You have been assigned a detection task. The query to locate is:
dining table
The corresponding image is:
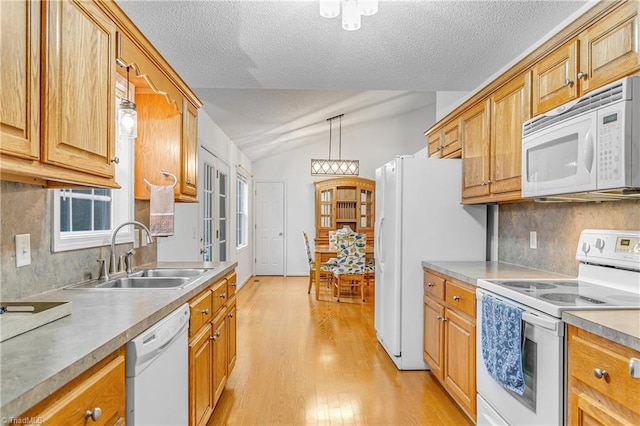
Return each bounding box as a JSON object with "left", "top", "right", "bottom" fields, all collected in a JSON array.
[{"left": 314, "top": 245, "right": 375, "bottom": 301}]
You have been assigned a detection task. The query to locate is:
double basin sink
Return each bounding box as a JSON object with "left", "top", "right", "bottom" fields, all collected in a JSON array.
[{"left": 66, "top": 268, "right": 209, "bottom": 290}]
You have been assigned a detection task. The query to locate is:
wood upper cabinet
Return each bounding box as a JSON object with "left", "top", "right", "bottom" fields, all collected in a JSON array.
[
  {"left": 461, "top": 99, "right": 491, "bottom": 201},
  {"left": 182, "top": 100, "right": 198, "bottom": 196},
  {"left": 423, "top": 269, "right": 477, "bottom": 422},
  {"left": 42, "top": 0, "right": 116, "bottom": 178},
  {"left": 20, "top": 347, "right": 126, "bottom": 425},
  {"left": 567, "top": 325, "right": 640, "bottom": 425},
  {"left": 578, "top": 1, "right": 640, "bottom": 94},
  {"left": 489, "top": 72, "right": 531, "bottom": 198},
  {"left": 314, "top": 177, "right": 375, "bottom": 247},
  {"left": 533, "top": 2, "right": 640, "bottom": 116},
  {"left": 426, "top": 129, "right": 442, "bottom": 158},
  {"left": 1, "top": 0, "right": 40, "bottom": 160},
  {"left": 442, "top": 118, "right": 462, "bottom": 158}
]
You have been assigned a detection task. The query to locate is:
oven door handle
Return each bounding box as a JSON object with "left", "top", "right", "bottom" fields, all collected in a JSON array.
[{"left": 522, "top": 312, "right": 563, "bottom": 336}]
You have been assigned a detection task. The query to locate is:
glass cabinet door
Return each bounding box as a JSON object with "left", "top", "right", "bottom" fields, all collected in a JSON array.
[{"left": 359, "top": 189, "right": 374, "bottom": 229}]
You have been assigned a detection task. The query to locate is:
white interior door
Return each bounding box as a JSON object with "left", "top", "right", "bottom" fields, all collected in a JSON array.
[
  {"left": 255, "top": 181, "right": 284, "bottom": 275},
  {"left": 198, "top": 148, "right": 229, "bottom": 262}
]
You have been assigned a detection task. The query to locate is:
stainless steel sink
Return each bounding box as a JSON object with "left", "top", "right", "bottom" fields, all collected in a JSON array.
[
  {"left": 130, "top": 268, "right": 208, "bottom": 278},
  {"left": 96, "top": 277, "right": 190, "bottom": 289}
]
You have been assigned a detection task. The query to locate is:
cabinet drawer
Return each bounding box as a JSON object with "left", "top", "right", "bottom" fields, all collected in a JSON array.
[
  {"left": 445, "top": 281, "right": 475, "bottom": 317},
  {"left": 190, "top": 289, "right": 213, "bottom": 336},
  {"left": 212, "top": 279, "right": 228, "bottom": 314},
  {"left": 226, "top": 272, "right": 237, "bottom": 299},
  {"left": 23, "top": 353, "right": 126, "bottom": 425},
  {"left": 423, "top": 270, "right": 445, "bottom": 300},
  {"left": 569, "top": 328, "right": 640, "bottom": 416}
]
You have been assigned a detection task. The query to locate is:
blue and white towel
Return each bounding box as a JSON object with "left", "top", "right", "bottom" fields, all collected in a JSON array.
[{"left": 481, "top": 295, "right": 525, "bottom": 395}]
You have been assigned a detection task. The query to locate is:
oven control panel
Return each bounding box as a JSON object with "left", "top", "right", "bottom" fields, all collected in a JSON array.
[{"left": 576, "top": 229, "right": 640, "bottom": 270}]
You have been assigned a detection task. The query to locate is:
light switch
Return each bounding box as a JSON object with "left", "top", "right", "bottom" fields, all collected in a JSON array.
[
  {"left": 530, "top": 231, "right": 537, "bottom": 249},
  {"left": 16, "top": 234, "right": 31, "bottom": 267}
]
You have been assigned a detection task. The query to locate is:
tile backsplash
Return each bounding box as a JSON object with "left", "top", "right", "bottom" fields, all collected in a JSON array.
[
  {"left": 499, "top": 199, "right": 640, "bottom": 276},
  {"left": 0, "top": 181, "right": 156, "bottom": 300}
]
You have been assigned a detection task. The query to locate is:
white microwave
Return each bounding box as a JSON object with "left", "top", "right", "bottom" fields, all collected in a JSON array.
[{"left": 521, "top": 75, "right": 640, "bottom": 201}]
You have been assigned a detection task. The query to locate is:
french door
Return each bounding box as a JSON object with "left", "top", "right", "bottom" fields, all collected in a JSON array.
[{"left": 199, "top": 147, "right": 229, "bottom": 262}]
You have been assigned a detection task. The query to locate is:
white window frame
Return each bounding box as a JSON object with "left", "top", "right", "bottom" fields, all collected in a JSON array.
[
  {"left": 51, "top": 75, "right": 135, "bottom": 252},
  {"left": 236, "top": 173, "right": 249, "bottom": 249}
]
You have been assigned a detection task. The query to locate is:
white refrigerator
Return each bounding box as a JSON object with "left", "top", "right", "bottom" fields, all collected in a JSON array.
[{"left": 374, "top": 156, "right": 486, "bottom": 370}]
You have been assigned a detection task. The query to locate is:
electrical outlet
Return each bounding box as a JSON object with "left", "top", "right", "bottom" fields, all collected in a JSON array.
[
  {"left": 530, "top": 231, "right": 537, "bottom": 249},
  {"left": 15, "top": 234, "right": 31, "bottom": 267}
]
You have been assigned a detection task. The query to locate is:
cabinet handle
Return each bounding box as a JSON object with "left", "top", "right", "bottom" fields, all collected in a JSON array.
[
  {"left": 110, "top": 157, "right": 120, "bottom": 164},
  {"left": 200, "top": 308, "right": 209, "bottom": 315},
  {"left": 427, "top": 282, "right": 434, "bottom": 287},
  {"left": 577, "top": 72, "right": 588, "bottom": 80},
  {"left": 187, "top": 180, "right": 191, "bottom": 184},
  {"left": 630, "top": 358, "right": 640, "bottom": 379},
  {"left": 565, "top": 78, "right": 574, "bottom": 87},
  {"left": 593, "top": 368, "right": 608, "bottom": 380},
  {"left": 228, "top": 312, "right": 234, "bottom": 318},
  {"left": 210, "top": 331, "right": 221, "bottom": 341},
  {"left": 452, "top": 295, "right": 461, "bottom": 301},
  {"left": 219, "top": 293, "right": 227, "bottom": 299},
  {"left": 85, "top": 407, "right": 102, "bottom": 421},
  {"left": 231, "top": 283, "right": 237, "bottom": 287}
]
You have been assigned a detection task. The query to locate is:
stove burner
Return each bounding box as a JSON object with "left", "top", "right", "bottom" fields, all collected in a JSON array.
[
  {"left": 500, "top": 281, "right": 557, "bottom": 290},
  {"left": 539, "top": 293, "right": 606, "bottom": 304}
]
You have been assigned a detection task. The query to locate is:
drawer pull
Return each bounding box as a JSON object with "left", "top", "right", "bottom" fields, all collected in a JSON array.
[
  {"left": 452, "top": 295, "right": 461, "bottom": 301},
  {"left": 228, "top": 312, "right": 234, "bottom": 318},
  {"left": 219, "top": 293, "right": 227, "bottom": 299},
  {"left": 593, "top": 368, "right": 608, "bottom": 380},
  {"left": 85, "top": 407, "right": 102, "bottom": 421},
  {"left": 427, "top": 282, "right": 434, "bottom": 287},
  {"left": 436, "top": 315, "right": 448, "bottom": 323},
  {"left": 210, "top": 331, "right": 221, "bottom": 341},
  {"left": 200, "top": 308, "right": 209, "bottom": 315},
  {"left": 630, "top": 358, "right": 640, "bottom": 379}
]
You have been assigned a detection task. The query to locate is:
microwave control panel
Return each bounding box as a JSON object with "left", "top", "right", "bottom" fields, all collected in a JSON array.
[{"left": 598, "top": 110, "right": 623, "bottom": 184}]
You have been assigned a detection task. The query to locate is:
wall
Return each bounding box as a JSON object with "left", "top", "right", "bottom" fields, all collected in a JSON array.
[
  {"left": 498, "top": 199, "right": 640, "bottom": 276},
  {"left": 157, "top": 109, "right": 254, "bottom": 289},
  {"left": 253, "top": 94, "right": 437, "bottom": 275},
  {"left": 0, "top": 181, "right": 155, "bottom": 300}
]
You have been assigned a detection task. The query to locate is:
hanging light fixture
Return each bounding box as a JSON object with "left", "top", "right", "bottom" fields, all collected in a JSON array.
[
  {"left": 311, "top": 114, "right": 359, "bottom": 176},
  {"left": 319, "top": 0, "right": 378, "bottom": 31},
  {"left": 118, "top": 66, "right": 137, "bottom": 138}
]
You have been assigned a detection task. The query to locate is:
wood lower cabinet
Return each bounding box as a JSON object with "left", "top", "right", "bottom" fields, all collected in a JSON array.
[
  {"left": 20, "top": 347, "right": 126, "bottom": 425},
  {"left": 423, "top": 268, "right": 477, "bottom": 421},
  {"left": 567, "top": 325, "right": 640, "bottom": 425},
  {"left": 188, "top": 269, "right": 237, "bottom": 426}
]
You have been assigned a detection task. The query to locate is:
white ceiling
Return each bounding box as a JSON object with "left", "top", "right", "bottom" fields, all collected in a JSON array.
[{"left": 116, "top": 0, "right": 588, "bottom": 160}]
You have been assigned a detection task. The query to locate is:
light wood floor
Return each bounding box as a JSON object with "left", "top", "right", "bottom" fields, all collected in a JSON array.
[{"left": 208, "top": 276, "right": 473, "bottom": 425}]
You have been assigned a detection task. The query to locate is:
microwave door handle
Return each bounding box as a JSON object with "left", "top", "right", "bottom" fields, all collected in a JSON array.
[
  {"left": 521, "top": 312, "right": 562, "bottom": 336},
  {"left": 583, "top": 129, "right": 595, "bottom": 173}
]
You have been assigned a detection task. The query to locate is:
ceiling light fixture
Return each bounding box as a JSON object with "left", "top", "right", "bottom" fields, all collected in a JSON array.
[
  {"left": 319, "top": 0, "right": 378, "bottom": 31},
  {"left": 311, "top": 114, "right": 359, "bottom": 176},
  {"left": 118, "top": 66, "right": 137, "bottom": 138}
]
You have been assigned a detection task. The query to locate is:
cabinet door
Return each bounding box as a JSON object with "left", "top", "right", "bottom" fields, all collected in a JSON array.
[
  {"left": 442, "top": 118, "right": 461, "bottom": 158},
  {"left": 532, "top": 39, "right": 578, "bottom": 116},
  {"left": 190, "top": 324, "right": 213, "bottom": 426},
  {"left": 212, "top": 311, "right": 228, "bottom": 407},
  {"left": 427, "top": 129, "right": 442, "bottom": 158},
  {"left": 444, "top": 308, "right": 476, "bottom": 420},
  {"left": 579, "top": 2, "right": 640, "bottom": 94},
  {"left": 490, "top": 72, "right": 531, "bottom": 197},
  {"left": 182, "top": 100, "right": 198, "bottom": 196},
  {"left": 227, "top": 298, "right": 237, "bottom": 375},
  {"left": 0, "top": 0, "right": 39, "bottom": 160},
  {"left": 423, "top": 296, "right": 445, "bottom": 380},
  {"left": 42, "top": 0, "right": 116, "bottom": 178},
  {"left": 461, "top": 99, "right": 491, "bottom": 201}
]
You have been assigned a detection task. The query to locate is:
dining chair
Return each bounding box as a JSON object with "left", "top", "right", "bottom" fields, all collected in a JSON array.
[
  {"left": 330, "top": 231, "right": 367, "bottom": 302},
  {"left": 302, "top": 231, "right": 333, "bottom": 294}
]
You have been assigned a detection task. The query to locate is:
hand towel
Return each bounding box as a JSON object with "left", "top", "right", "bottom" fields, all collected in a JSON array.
[
  {"left": 481, "top": 294, "right": 525, "bottom": 395},
  {"left": 150, "top": 184, "right": 174, "bottom": 236}
]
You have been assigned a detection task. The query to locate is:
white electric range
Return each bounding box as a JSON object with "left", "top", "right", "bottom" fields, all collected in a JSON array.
[{"left": 475, "top": 229, "right": 640, "bottom": 426}]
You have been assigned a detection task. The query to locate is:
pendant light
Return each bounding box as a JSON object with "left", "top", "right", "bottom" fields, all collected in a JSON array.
[
  {"left": 311, "top": 114, "right": 359, "bottom": 176},
  {"left": 319, "top": 0, "right": 378, "bottom": 31},
  {"left": 118, "top": 66, "right": 137, "bottom": 138}
]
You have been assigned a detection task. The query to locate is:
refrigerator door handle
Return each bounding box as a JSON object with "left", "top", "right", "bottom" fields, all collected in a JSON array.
[{"left": 376, "top": 218, "right": 384, "bottom": 266}]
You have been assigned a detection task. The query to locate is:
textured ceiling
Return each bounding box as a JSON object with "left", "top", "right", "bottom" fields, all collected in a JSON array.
[{"left": 116, "top": 0, "right": 589, "bottom": 160}]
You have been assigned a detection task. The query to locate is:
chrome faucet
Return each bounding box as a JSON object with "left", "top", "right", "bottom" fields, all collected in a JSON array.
[{"left": 109, "top": 221, "right": 154, "bottom": 274}]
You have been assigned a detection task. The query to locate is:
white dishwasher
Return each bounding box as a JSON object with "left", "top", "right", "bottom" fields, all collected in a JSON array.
[{"left": 126, "top": 304, "right": 190, "bottom": 426}]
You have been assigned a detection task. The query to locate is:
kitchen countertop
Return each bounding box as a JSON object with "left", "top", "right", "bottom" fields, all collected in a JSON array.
[
  {"left": 0, "top": 261, "right": 237, "bottom": 420},
  {"left": 421, "top": 260, "right": 571, "bottom": 285},
  {"left": 563, "top": 310, "right": 640, "bottom": 351}
]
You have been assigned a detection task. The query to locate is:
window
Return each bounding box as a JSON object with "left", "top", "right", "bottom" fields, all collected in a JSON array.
[
  {"left": 236, "top": 174, "right": 248, "bottom": 249},
  {"left": 52, "top": 76, "right": 134, "bottom": 252}
]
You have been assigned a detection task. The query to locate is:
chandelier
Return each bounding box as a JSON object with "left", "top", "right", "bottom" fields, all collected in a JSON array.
[
  {"left": 311, "top": 114, "right": 359, "bottom": 176},
  {"left": 319, "top": 0, "right": 378, "bottom": 31}
]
